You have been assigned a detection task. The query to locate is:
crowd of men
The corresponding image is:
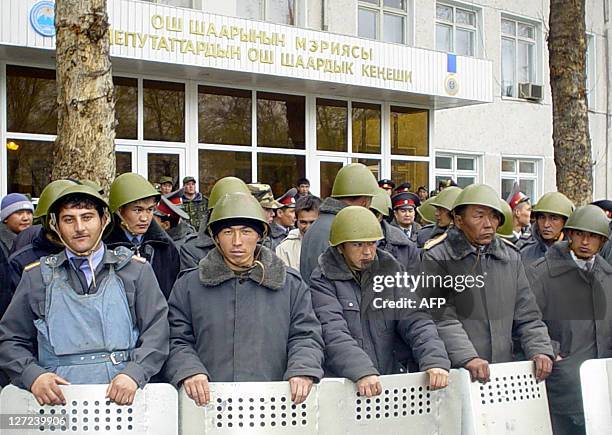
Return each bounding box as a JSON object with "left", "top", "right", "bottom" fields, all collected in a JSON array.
[{"left": 0, "top": 165, "right": 610, "bottom": 435}]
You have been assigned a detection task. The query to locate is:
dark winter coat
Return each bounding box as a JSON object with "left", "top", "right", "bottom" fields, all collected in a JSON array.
[
  {"left": 163, "top": 246, "right": 324, "bottom": 386},
  {"left": 166, "top": 221, "right": 195, "bottom": 251},
  {"left": 310, "top": 247, "right": 450, "bottom": 381},
  {"left": 380, "top": 220, "right": 421, "bottom": 275},
  {"left": 416, "top": 224, "right": 448, "bottom": 248},
  {"left": 391, "top": 220, "right": 421, "bottom": 243},
  {"left": 519, "top": 223, "right": 561, "bottom": 268},
  {"left": 105, "top": 219, "right": 179, "bottom": 299},
  {"left": 526, "top": 242, "right": 612, "bottom": 416},
  {"left": 420, "top": 227, "right": 554, "bottom": 367}
]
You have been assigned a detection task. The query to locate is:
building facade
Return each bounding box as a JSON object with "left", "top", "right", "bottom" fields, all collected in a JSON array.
[{"left": 0, "top": 0, "right": 609, "bottom": 201}]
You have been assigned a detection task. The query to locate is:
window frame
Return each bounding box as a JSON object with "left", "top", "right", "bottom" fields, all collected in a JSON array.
[
  {"left": 435, "top": 1, "right": 480, "bottom": 57},
  {"left": 357, "top": 0, "right": 411, "bottom": 45},
  {"left": 500, "top": 15, "right": 541, "bottom": 98},
  {"left": 586, "top": 32, "right": 596, "bottom": 110},
  {"left": 500, "top": 156, "right": 541, "bottom": 202},
  {"left": 434, "top": 151, "right": 480, "bottom": 188}
]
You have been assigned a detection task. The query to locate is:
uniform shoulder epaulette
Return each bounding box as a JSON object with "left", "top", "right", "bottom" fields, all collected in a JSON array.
[
  {"left": 24, "top": 261, "right": 40, "bottom": 272},
  {"left": 131, "top": 254, "right": 147, "bottom": 264},
  {"left": 423, "top": 232, "right": 448, "bottom": 250}
]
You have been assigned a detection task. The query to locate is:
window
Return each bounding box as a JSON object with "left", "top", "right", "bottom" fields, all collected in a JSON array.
[
  {"left": 435, "top": 153, "right": 479, "bottom": 188},
  {"left": 390, "top": 106, "right": 429, "bottom": 156},
  {"left": 237, "top": 0, "right": 297, "bottom": 25},
  {"left": 436, "top": 3, "right": 477, "bottom": 56},
  {"left": 358, "top": 0, "right": 408, "bottom": 44},
  {"left": 7, "top": 140, "right": 57, "bottom": 197},
  {"left": 198, "top": 86, "right": 252, "bottom": 146},
  {"left": 391, "top": 161, "right": 429, "bottom": 192},
  {"left": 257, "top": 92, "right": 305, "bottom": 149},
  {"left": 316, "top": 99, "right": 348, "bottom": 152},
  {"left": 352, "top": 102, "right": 381, "bottom": 154},
  {"left": 501, "top": 17, "right": 537, "bottom": 97},
  {"left": 501, "top": 157, "right": 538, "bottom": 201},
  {"left": 258, "top": 153, "right": 305, "bottom": 197},
  {"left": 198, "top": 150, "right": 252, "bottom": 196},
  {"left": 114, "top": 77, "right": 138, "bottom": 140},
  {"left": 143, "top": 80, "right": 185, "bottom": 142},
  {"left": 586, "top": 34, "right": 595, "bottom": 109}
]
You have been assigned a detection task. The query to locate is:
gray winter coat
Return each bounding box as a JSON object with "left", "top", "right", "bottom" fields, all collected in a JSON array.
[
  {"left": 420, "top": 227, "right": 553, "bottom": 367},
  {"left": 267, "top": 222, "right": 289, "bottom": 251},
  {"left": 300, "top": 197, "right": 347, "bottom": 284},
  {"left": 178, "top": 226, "right": 215, "bottom": 272},
  {"left": 163, "top": 246, "right": 324, "bottom": 386},
  {"left": 166, "top": 221, "right": 195, "bottom": 251},
  {"left": 391, "top": 220, "right": 421, "bottom": 243},
  {"left": 600, "top": 221, "right": 612, "bottom": 265},
  {"left": 0, "top": 223, "right": 17, "bottom": 258},
  {"left": 310, "top": 247, "right": 450, "bottom": 381},
  {"left": 0, "top": 245, "right": 169, "bottom": 390},
  {"left": 526, "top": 242, "right": 612, "bottom": 416},
  {"left": 379, "top": 220, "right": 421, "bottom": 275}
]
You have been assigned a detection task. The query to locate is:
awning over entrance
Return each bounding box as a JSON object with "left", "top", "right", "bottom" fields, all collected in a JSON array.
[{"left": 1, "top": 0, "right": 493, "bottom": 109}]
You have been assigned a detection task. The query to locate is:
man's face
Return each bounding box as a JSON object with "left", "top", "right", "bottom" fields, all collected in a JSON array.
[
  {"left": 119, "top": 197, "right": 158, "bottom": 235},
  {"left": 298, "top": 184, "right": 310, "bottom": 195},
  {"left": 4, "top": 210, "right": 33, "bottom": 234},
  {"left": 57, "top": 206, "right": 104, "bottom": 254},
  {"left": 263, "top": 208, "right": 275, "bottom": 224},
  {"left": 514, "top": 202, "right": 532, "bottom": 227},
  {"left": 160, "top": 182, "right": 173, "bottom": 195},
  {"left": 215, "top": 225, "right": 260, "bottom": 269},
  {"left": 382, "top": 187, "right": 393, "bottom": 196},
  {"left": 184, "top": 181, "right": 196, "bottom": 195},
  {"left": 394, "top": 207, "right": 415, "bottom": 227},
  {"left": 536, "top": 212, "right": 565, "bottom": 241},
  {"left": 567, "top": 229, "right": 606, "bottom": 260},
  {"left": 276, "top": 208, "right": 296, "bottom": 228},
  {"left": 434, "top": 207, "right": 453, "bottom": 227},
  {"left": 418, "top": 189, "right": 428, "bottom": 201},
  {"left": 296, "top": 209, "right": 318, "bottom": 236},
  {"left": 339, "top": 241, "right": 377, "bottom": 271},
  {"left": 455, "top": 205, "right": 500, "bottom": 246}
]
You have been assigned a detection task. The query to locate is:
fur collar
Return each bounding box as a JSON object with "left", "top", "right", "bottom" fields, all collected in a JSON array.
[
  {"left": 318, "top": 245, "right": 400, "bottom": 281},
  {"left": 382, "top": 220, "right": 411, "bottom": 246},
  {"left": 319, "top": 197, "right": 348, "bottom": 215},
  {"left": 198, "top": 245, "right": 287, "bottom": 290},
  {"left": 546, "top": 241, "right": 612, "bottom": 277},
  {"left": 446, "top": 227, "right": 511, "bottom": 262}
]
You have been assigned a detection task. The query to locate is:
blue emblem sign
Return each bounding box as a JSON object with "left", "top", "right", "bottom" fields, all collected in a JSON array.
[{"left": 30, "top": 1, "right": 56, "bottom": 37}]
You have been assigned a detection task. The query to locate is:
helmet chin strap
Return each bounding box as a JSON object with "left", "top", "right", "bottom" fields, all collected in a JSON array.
[
  {"left": 49, "top": 210, "right": 111, "bottom": 289},
  {"left": 117, "top": 211, "right": 142, "bottom": 236}
]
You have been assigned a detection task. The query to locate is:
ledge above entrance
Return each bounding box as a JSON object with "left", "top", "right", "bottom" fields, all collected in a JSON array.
[{"left": 1, "top": 0, "right": 493, "bottom": 110}]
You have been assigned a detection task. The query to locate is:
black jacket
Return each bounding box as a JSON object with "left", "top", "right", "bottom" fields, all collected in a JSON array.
[{"left": 105, "top": 219, "right": 179, "bottom": 299}]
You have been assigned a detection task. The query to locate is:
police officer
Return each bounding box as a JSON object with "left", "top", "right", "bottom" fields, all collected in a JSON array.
[
  {"left": 179, "top": 177, "right": 251, "bottom": 271},
  {"left": 310, "top": 206, "right": 449, "bottom": 395},
  {"left": 378, "top": 179, "right": 395, "bottom": 196},
  {"left": 105, "top": 173, "right": 179, "bottom": 299},
  {"left": 164, "top": 192, "right": 324, "bottom": 406},
  {"left": 153, "top": 195, "right": 194, "bottom": 250},
  {"left": 506, "top": 184, "right": 531, "bottom": 241},
  {"left": 416, "top": 186, "right": 462, "bottom": 248},
  {"left": 526, "top": 205, "right": 612, "bottom": 435},
  {"left": 420, "top": 184, "right": 554, "bottom": 383},
  {"left": 274, "top": 188, "right": 298, "bottom": 234},
  {"left": 370, "top": 188, "right": 420, "bottom": 274},
  {"left": 248, "top": 183, "right": 286, "bottom": 250},
  {"left": 0, "top": 184, "right": 169, "bottom": 405},
  {"left": 300, "top": 163, "right": 379, "bottom": 284},
  {"left": 519, "top": 192, "right": 574, "bottom": 267},
  {"left": 391, "top": 191, "right": 421, "bottom": 242}
]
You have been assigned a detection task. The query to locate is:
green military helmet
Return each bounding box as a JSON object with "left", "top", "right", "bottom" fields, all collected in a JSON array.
[
  {"left": 109, "top": 172, "right": 160, "bottom": 214},
  {"left": 370, "top": 188, "right": 392, "bottom": 217},
  {"left": 452, "top": 184, "right": 506, "bottom": 225},
  {"left": 329, "top": 206, "right": 384, "bottom": 246},
  {"left": 564, "top": 205, "right": 610, "bottom": 239},
  {"left": 34, "top": 179, "right": 78, "bottom": 219},
  {"left": 417, "top": 197, "right": 437, "bottom": 224},
  {"left": 79, "top": 179, "right": 105, "bottom": 195},
  {"left": 532, "top": 192, "right": 574, "bottom": 218},
  {"left": 46, "top": 184, "right": 110, "bottom": 229},
  {"left": 207, "top": 192, "right": 270, "bottom": 235},
  {"left": 429, "top": 186, "right": 462, "bottom": 211},
  {"left": 208, "top": 177, "right": 250, "bottom": 210},
  {"left": 496, "top": 199, "right": 514, "bottom": 238},
  {"left": 331, "top": 163, "right": 379, "bottom": 198}
]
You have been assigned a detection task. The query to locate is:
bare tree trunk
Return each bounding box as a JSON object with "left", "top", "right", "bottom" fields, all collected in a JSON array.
[
  {"left": 52, "top": 0, "right": 115, "bottom": 191},
  {"left": 549, "top": 0, "right": 592, "bottom": 205}
]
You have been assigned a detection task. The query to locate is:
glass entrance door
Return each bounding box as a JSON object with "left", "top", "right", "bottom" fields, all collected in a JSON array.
[
  {"left": 114, "top": 145, "right": 185, "bottom": 192},
  {"left": 316, "top": 157, "right": 348, "bottom": 198}
]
